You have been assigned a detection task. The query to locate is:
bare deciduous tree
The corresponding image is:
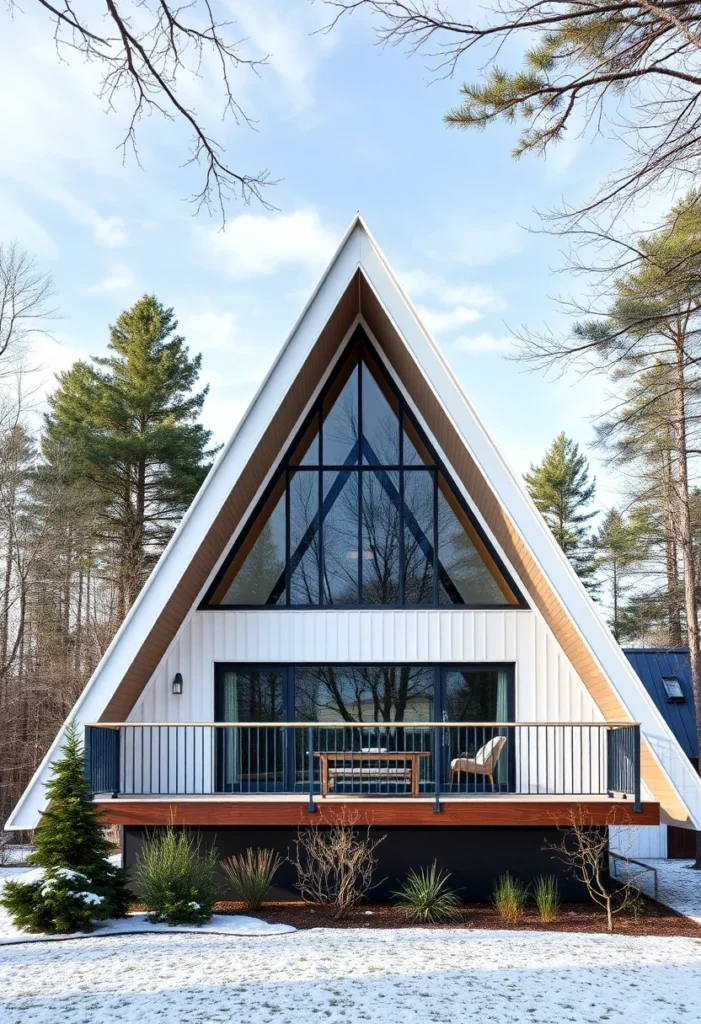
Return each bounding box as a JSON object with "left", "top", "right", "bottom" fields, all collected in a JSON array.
[
  {"left": 7, "top": 1, "right": 276, "bottom": 221},
  {"left": 0, "top": 242, "right": 55, "bottom": 369},
  {"left": 548, "top": 808, "right": 642, "bottom": 932}
]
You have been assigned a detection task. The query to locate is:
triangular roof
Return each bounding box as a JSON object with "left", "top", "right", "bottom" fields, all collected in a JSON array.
[{"left": 8, "top": 214, "right": 701, "bottom": 830}]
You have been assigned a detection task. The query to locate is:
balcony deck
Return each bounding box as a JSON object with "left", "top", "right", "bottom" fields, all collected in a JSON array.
[
  {"left": 86, "top": 720, "right": 654, "bottom": 827},
  {"left": 93, "top": 793, "right": 660, "bottom": 827}
]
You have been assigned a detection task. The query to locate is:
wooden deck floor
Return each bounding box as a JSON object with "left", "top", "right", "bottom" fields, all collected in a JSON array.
[{"left": 95, "top": 796, "right": 660, "bottom": 827}]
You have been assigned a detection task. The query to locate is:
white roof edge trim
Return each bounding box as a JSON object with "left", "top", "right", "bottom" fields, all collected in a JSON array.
[
  {"left": 9, "top": 213, "right": 701, "bottom": 829},
  {"left": 354, "top": 249, "right": 701, "bottom": 827},
  {"left": 6, "top": 215, "right": 365, "bottom": 830}
]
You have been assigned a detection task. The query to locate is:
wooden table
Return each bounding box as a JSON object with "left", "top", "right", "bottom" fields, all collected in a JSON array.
[{"left": 314, "top": 751, "right": 431, "bottom": 798}]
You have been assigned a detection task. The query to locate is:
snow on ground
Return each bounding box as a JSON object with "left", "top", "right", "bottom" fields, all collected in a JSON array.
[
  {"left": 636, "top": 858, "right": 701, "bottom": 924},
  {"left": 1, "top": 927, "right": 701, "bottom": 1024},
  {"left": 0, "top": 868, "right": 293, "bottom": 944}
]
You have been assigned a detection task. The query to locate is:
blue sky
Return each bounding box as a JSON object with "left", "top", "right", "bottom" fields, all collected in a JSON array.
[{"left": 1, "top": 1, "right": 660, "bottom": 510}]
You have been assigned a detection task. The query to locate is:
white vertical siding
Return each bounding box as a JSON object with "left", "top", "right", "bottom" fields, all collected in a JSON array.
[
  {"left": 130, "top": 608, "right": 602, "bottom": 725},
  {"left": 610, "top": 824, "right": 668, "bottom": 859}
]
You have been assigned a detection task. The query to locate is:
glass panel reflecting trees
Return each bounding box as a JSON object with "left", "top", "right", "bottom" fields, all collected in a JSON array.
[{"left": 207, "top": 334, "right": 520, "bottom": 607}]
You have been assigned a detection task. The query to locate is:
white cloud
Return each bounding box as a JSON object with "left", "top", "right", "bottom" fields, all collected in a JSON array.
[
  {"left": 181, "top": 311, "right": 238, "bottom": 350},
  {"left": 233, "top": 1, "right": 338, "bottom": 113},
  {"left": 93, "top": 217, "right": 128, "bottom": 247},
  {"left": 427, "top": 220, "right": 524, "bottom": 268},
  {"left": 400, "top": 268, "right": 502, "bottom": 311},
  {"left": 207, "top": 210, "right": 338, "bottom": 277},
  {"left": 90, "top": 265, "right": 134, "bottom": 293},
  {"left": 455, "top": 332, "right": 515, "bottom": 354},
  {"left": 417, "top": 305, "right": 483, "bottom": 335}
]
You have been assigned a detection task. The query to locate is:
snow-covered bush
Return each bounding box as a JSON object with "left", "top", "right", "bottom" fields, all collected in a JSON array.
[
  {"left": 135, "top": 826, "right": 219, "bottom": 925},
  {"left": 1, "top": 867, "right": 111, "bottom": 933}
]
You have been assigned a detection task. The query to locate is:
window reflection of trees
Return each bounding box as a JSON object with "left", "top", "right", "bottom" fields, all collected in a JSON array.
[
  {"left": 214, "top": 344, "right": 515, "bottom": 608},
  {"left": 295, "top": 665, "right": 435, "bottom": 723}
]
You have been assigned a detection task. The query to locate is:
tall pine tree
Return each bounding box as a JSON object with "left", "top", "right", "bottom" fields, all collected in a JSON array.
[
  {"left": 43, "top": 296, "right": 216, "bottom": 615},
  {"left": 524, "top": 433, "right": 598, "bottom": 589}
]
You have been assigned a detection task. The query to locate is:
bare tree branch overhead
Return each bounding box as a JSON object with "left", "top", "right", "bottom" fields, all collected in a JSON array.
[
  {"left": 8, "top": 1, "right": 276, "bottom": 222},
  {"left": 0, "top": 243, "right": 56, "bottom": 369},
  {"left": 323, "top": 1, "right": 701, "bottom": 223}
]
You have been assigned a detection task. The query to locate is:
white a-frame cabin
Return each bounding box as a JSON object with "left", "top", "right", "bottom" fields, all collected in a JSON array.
[{"left": 8, "top": 216, "right": 701, "bottom": 898}]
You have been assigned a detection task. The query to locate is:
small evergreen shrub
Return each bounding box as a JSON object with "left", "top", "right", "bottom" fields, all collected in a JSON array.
[
  {"left": 2, "top": 868, "right": 111, "bottom": 934},
  {"left": 135, "top": 826, "right": 220, "bottom": 925},
  {"left": 0, "top": 723, "right": 130, "bottom": 934},
  {"left": 221, "top": 847, "right": 282, "bottom": 909},
  {"left": 492, "top": 873, "right": 528, "bottom": 923},
  {"left": 533, "top": 875, "right": 561, "bottom": 922},
  {"left": 393, "top": 861, "right": 461, "bottom": 923}
]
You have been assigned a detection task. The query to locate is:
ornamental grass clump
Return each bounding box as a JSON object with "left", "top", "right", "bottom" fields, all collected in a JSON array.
[
  {"left": 492, "top": 872, "right": 528, "bottom": 923},
  {"left": 221, "top": 847, "right": 282, "bottom": 909},
  {"left": 533, "top": 874, "right": 561, "bottom": 922},
  {"left": 135, "top": 826, "right": 220, "bottom": 926},
  {"left": 393, "top": 861, "right": 461, "bottom": 924},
  {"left": 0, "top": 723, "right": 129, "bottom": 934}
]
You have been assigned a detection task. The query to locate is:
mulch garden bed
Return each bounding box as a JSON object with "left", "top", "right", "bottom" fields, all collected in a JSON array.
[{"left": 213, "top": 898, "right": 701, "bottom": 937}]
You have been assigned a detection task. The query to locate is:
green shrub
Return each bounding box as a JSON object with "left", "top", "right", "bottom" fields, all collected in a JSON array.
[
  {"left": 533, "top": 875, "right": 561, "bottom": 922},
  {"left": 1, "top": 867, "right": 112, "bottom": 934},
  {"left": 492, "top": 873, "right": 528, "bottom": 923},
  {"left": 135, "top": 827, "right": 220, "bottom": 925},
  {"left": 0, "top": 724, "right": 129, "bottom": 935},
  {"left": 221, "top": 847, "right": 282, "bottom": 909},
  {"left": 393, "top": 861, "right": 461, "bottom": 923}
]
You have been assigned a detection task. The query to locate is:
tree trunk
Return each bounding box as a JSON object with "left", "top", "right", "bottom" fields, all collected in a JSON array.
[
  {"left": 662, "top": 448, "right": 683, "bottom": 647},
  {"left": 672, "top": 335, "right": 701, "bottom": 869}
]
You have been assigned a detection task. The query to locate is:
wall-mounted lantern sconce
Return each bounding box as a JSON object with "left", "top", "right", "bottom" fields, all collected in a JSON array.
[{"left": 172, "top": 672, "right": 184, "bottom": 695}]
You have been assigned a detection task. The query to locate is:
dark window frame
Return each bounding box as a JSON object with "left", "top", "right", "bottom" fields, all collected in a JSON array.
[
  {"left": 201, "top": 326, "right": 528, "bottom": 610},
  {"left": 213, "top": 662, "right": 516, "bottom": 723}
]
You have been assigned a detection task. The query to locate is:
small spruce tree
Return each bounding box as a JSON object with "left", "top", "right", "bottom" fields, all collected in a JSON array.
[
  {"left": 524, "top": 432, "right": 599, "bottom": 590},
  {"left": 0, "top": 723, "right": 130, "bottom": 932}
]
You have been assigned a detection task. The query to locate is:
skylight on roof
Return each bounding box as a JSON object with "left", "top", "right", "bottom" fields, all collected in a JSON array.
[{"left": 661, "top": 676, "right": 685, "bottom": 702}]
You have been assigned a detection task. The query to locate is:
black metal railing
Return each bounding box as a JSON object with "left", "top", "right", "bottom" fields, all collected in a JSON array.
[{"left": 84, "top": 721, "right": 642, "bottom": 812}]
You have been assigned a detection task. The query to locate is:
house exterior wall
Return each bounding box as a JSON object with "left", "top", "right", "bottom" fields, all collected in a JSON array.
[
  {"left": 609, "top": 824, "right": 668, "bottom": 859},
  {"left": 128, "top": 608, "right": 604, "bottom": 726}
]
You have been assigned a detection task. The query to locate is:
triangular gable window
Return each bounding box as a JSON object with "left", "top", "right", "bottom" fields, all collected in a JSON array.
[{"left": 204, "top": 329, "right": 525, "bottom": 608}]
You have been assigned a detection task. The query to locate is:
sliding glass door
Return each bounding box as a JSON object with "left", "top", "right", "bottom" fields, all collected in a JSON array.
[
  {"left": 214, "top": 667, "right": 286, "bottom": 792},
  {"left": 214, "top": 663, "right": 514, "bottom": 794},
  {"left": 440, "top": 668, "right": 512, "bottom": 791}
]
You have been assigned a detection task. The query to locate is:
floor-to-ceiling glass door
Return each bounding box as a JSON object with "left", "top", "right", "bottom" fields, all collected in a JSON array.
[
  {"left": 214, "top": 663, "right": 514, "bottom": 794},
  {"left": 438, "top": 667, "right": 513, "bottom": 792},
  {"left": 214, "top": 667, "right": 287, "bottom": 792}
]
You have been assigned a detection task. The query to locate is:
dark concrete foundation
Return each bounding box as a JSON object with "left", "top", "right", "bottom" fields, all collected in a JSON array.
[{"left": 123, "top": 825, "right": 601, "bottom": 901}]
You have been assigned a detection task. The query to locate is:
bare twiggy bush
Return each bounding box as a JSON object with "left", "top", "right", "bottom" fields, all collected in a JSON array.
[
  {"left": 547, "top": 809, "right": 643, "bottom": 932},
  {"left": 292, "top": 813, "right": 385, "bottom": 919}
]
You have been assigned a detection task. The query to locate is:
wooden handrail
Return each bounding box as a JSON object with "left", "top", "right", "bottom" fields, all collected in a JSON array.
[{"left": 85, "top": 720, "right": 640, "bottom": 729}]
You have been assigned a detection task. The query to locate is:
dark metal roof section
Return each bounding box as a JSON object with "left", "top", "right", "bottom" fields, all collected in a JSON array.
[{"left": 623, "top": 648, "right": 698, "bottom": 761}]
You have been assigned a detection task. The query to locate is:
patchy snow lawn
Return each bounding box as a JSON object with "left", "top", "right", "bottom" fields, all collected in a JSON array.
[
  {"left": 637, "top": 859, "right": 701, "bottom": 924},
  {"left": 1, "top": 928, "right": 701, "bottom": 1023}
]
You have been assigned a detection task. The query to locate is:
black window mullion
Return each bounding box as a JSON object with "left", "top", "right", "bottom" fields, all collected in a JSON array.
[
  {"left": 285, "top": 469, "right": 291, "bottom": 605},
  {"left": 358, "top": 362, "right": 363, "bottom": 601},
  {"left": 399, "top": 467, "right": 405, "bottom": 605},
  {"left": 432, "top": 467, "right": 439, "bottom": 606},
  {"left": 399, "top": 404, "right": 404, "bottom": 465},
  {"left": 318, "top": 412, "right": 324, "bottom": 606}
]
